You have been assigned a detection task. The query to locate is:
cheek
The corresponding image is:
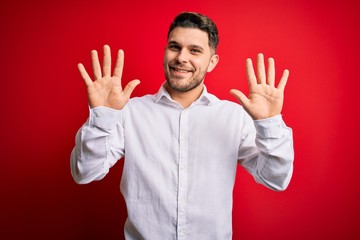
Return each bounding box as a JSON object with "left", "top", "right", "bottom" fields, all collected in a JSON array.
[
  {"left": 164, "top": 50, "right": 175, "bottom": 63},
  {"left": 163, "top": 52, "right": 169, "bottom": 64},
  {"left": 193, "top": 58, "right": 210, "bottom": 71}
]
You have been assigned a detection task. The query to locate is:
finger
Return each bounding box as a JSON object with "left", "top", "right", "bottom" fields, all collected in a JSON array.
[
  {"left": 123, "top": 80, "right": 141, "bottom": 99},
  {"left": 78, "top": 63, "right": 93, "bottom": 87},
  {"left": 91, "top": 50, "right": 101, "bottom": 80},
  {"left": 113, "top": 49, "right": 124, "bottom": 79},
  {"left": 230, "top": 89, "right": 250, "bottom": 108},
  {"left": 277, "top": 69, "right": 289, "bottom": 91},
  {"left": 267, "top": 57, "right": 275, "bottom": 87},
  {"left": 257, "top": 53, "right": 266, "bottom": 84},
  {"left": 103, "top": 45, "right": 111, "bottom": 77},
  {"left": 246, "top": 58, "right": 257, "bottom": 87}
]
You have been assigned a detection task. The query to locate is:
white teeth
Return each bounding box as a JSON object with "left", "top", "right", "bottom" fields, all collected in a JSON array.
[{"left": 172, "top": 68, "right": 190, "bottom": 73}]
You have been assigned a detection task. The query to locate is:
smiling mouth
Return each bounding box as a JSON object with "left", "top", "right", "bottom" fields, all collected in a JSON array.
[{"left": 170, "top": 67, "right": 194, "bottom": 73}]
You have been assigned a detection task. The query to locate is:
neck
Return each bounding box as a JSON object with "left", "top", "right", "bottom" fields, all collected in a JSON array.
[{"left": 164, "top": 83, "right": 204, "bottom": 109}]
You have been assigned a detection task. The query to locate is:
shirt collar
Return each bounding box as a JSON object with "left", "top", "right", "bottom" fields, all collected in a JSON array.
[{"left": 154, "top": 83, "right": 219, "bottom": 107}]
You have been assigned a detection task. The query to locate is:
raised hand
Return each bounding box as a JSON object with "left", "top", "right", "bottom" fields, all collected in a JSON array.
[
  {"left": 230, "top": 53, "right": 289, "bottom": 120},
  {"left": 77, "top": 45, "right": 140, "bottom": 110}
]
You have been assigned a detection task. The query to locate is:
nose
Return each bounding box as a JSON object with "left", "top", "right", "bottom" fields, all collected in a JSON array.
[{"left": 175, "top": 49, "right": 189, "bottom": 64}]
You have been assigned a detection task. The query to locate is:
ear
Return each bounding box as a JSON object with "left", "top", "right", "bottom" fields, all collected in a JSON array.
[{"left": 207, "top": 54, "right": 219, "bottom": 72}]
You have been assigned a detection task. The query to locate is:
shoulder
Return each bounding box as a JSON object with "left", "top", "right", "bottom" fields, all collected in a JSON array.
[
  {"left": 211, "top": 98, "right": 253, "bottom": 123},
  {"left": 213, "top": 98, "right": 244, "bottom": 112},
  {"left": 128, "top": 94, "right": 156, "bottom": 106}
]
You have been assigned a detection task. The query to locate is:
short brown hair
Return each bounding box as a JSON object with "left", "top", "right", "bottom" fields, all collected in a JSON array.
[{"left": 167, "top": 12, "right": 219, "bottom": 51}]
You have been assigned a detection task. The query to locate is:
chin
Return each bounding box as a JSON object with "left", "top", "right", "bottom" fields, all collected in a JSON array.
[{"left": 166, "top": 78, "right": 202, "bottom": 93}]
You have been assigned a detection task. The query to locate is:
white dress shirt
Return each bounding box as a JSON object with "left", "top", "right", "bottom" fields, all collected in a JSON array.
[{"left": 71, "top": 85, "right": 294, "bottom": 240}]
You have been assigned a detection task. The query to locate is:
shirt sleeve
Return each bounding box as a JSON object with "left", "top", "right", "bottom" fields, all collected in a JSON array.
[
  {"left": 237, "top": 114, "right": 294, "bottom": 191},
  {"left": 70, "top": 106, "right": 126, "bottom": 184}
]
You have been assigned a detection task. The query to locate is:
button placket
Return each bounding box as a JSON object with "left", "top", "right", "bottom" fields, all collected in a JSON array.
[{"left": 177, "top": 109, "right": 189, "bottom": 240}]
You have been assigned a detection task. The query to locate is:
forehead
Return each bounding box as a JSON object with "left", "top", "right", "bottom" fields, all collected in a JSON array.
[{"left": 167, "top": 27, "right": 210, "bottom": 49}]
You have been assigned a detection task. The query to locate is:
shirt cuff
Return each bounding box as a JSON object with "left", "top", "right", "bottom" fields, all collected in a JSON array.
[
  {"left": 253, "top": 115, "right": 286, "bottom": 138},
  {"left": 89, "top": 106, "right": 123, "bottom": 130}
]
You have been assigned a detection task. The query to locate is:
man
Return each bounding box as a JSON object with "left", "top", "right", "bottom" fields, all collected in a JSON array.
[{"left": 71, "top": 12, "right": 294, "bottom": 239}]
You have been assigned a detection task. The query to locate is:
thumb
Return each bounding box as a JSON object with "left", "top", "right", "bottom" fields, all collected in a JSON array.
[
  {"left": 230, "top": 89, "right": 250, "bottom": 107},
  {"left": 123, "top": 79, "right": 141, "bottom": 99}
]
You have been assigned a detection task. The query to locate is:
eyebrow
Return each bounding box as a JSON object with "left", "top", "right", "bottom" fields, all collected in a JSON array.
[{"left": 167, "top": 40, "right": 205, "bottom": 51}]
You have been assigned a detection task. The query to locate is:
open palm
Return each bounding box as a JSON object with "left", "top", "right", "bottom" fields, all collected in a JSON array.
[
  {"left": 78, "top": 45, "right": 140, "bottom": 110},
  {"left": 230, "top": 53, "right": 289, "bottom": 120}
]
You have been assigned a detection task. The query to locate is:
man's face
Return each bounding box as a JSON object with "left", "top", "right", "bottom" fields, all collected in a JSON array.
[{"left": 163, "top": 27, "right": 218, "bottom": 92}]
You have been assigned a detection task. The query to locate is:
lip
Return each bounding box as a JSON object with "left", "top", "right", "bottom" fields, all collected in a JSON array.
[
  {"left": 170, "top": 66, "right": 194, "bottom": 73},
  {"left": 170, "top": 68, "right": 192, "bottom": 79}
]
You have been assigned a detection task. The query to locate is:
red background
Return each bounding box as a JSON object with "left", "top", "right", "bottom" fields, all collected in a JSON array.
[{"left": 1, "top": 0, "right": 359, "bottom": 239}]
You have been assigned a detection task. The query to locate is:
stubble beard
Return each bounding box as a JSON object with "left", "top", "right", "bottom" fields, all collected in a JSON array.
[{"left": 164, "top": 68, "right": 206, "bottom": 93}]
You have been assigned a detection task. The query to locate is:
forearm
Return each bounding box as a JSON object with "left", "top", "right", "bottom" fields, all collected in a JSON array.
[
  {"left": 70, "top": 107, "right": 125, "bottom": 184},
  {"left": 254, "top": 115, "right": 294, "bottom": 190},
  {"left": 239, "top": 115, "right": 294, "bottom": 191}
]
